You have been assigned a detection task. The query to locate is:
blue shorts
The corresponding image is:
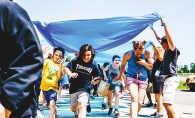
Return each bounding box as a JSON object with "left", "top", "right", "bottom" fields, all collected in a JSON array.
[{"left": 42, "top": 90, "right": 57, "bottom": 106}]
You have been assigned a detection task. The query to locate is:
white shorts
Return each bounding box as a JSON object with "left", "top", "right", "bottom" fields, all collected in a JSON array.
[
  {"left": 70, "top": 91, "right": 89, "bottom": 109},
  {"left": 163, "top": 76, "right": 180, "bottom": 104}
]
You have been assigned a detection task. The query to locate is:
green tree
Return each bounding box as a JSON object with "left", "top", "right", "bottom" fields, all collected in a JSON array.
[
  {"left": 181, "top": 65, "right": 189, "bottom": 73},
  {"left": 190, "top": 62, "right": 195, "bottom": 73}
]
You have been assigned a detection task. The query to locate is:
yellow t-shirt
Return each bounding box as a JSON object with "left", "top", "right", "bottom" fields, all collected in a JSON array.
[{"left": 40, "top": 59, "right": 61, "bottom": 92}]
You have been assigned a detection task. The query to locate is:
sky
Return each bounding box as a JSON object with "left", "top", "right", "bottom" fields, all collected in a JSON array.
[{"left": 14, "top": 0, "right": 195, "bottom": 68}]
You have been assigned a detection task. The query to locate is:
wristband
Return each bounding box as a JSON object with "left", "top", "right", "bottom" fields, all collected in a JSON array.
[{"left": 161, "top": 23, "right": 165, "bottom": 26}]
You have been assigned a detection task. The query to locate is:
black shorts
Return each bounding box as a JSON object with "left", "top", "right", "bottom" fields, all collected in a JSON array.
[{"left": 152, "top": 75, "right": 164, "bottom": 94}]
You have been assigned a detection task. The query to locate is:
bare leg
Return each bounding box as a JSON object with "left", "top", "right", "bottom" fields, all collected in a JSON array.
[
  {"left": 78, "top": 102, "right": 87, "bottom": 118},
  {"left": 41, "top": 91, "right": 46, "bottom": 106},
  {"left": 163, "top": 103, "right": 175, "bottom": 118},
  {"left": 146, "top": 91, "right": 152, "bottom": 104},
  {"left": 114, "top": 87, "right": 120, "bottom": 109},
  {"left": 49, "top": 99, "right": 56, "bottom": 118},
  {"left": 155, "top": 94, "right": 163, "bottom": 114},
  {"left": 57, "top": 85, "right": 63, "bottom": 101},
  {"left": 108, "top": 90, "right": 113, "bottom": 108},
  {"left": 138, "top": 88, "right": 146, "bottom": 113},
  {"left": 127, "top": 84, "right": 138, "bottom": 118}
]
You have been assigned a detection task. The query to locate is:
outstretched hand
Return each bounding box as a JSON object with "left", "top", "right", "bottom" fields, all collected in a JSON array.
[
  {"left": 69, "top": 72, "right": 78, "bottom": 78},
  {"left": 149, "top": 24, "right": 153, "bottom": 30},
  {"left": 150, "top": 41, "right": 154, "bottom": 46},
  {"left": 161, "top": 18, "right": 166, "bottom": 26}
]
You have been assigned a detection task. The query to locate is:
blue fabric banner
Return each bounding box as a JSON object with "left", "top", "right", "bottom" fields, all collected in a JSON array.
[{"left": 33, "top": 12, "right": 162, "bottom": 53}]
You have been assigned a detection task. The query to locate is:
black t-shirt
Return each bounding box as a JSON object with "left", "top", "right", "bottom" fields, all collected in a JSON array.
[
  {"left": 66, "top": 56, "right": 101, "bottom": 94},
  {"left": 162, "top": 47, "right": 180, "bottom": 76},
  {"left": 151, "top": 59, "right": 163, "bottom": 82}
]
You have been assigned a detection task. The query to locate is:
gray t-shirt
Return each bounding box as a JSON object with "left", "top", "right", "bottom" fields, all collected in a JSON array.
[{"left": 108, "top": 64, "right": 120, "bottom": 84}]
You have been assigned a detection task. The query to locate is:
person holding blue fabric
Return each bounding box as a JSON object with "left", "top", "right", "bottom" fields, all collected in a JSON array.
[
  {"left": 114, "top": 40, "right": 153, "bottom": 118},
  {"left": 151, "top": 18, "right": 180, "bottom": 118}
]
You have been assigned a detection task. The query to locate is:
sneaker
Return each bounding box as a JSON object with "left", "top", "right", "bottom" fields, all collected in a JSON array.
[
  {"left": 74, "top": 114, "right": 78, "bottom": 118},
  {"left": 37, "top": 110, "right": 45, "bottom": 118},
  {"left": 150, "top": 112, "right": 163, "bottom": 118},
  {"left": 153, "top": 103, "right": 157, "bottom": 109},
  {"left": 145, "top": 102, "right": 153, "bottom": 107},
  {"left": 91, "top": 95, "right": 95, "bottom": 99},
  {"left": 150, "top": 112, "right": 157, "bottom": 117},
  {"left": 39, "top": 105, "right": 49, "bottom": 111},
  {"left": 108, "top": 107, "right": 113, "bottom": 115},
  {"left": 87, "top": 104, "right": 91, "bottom": 113},
  {"left": 114, "top": 109, "right": 120, "bottom": 116},
  {"left": 102, "top": 103, "right": 107, "bottom": 109},
  {"left": 119, "top": 94, "right": 124, "bottom": 99}
]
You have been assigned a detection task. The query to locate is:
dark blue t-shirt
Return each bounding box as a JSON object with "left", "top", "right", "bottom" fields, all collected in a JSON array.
[
  {"left": 162, "top": 47, "right": 180, "bottom": 76},
  {"left": 66, "top": 56, "right": 101, "bottom": 94}
]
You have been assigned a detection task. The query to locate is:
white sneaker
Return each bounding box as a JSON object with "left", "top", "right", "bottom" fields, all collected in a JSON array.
[
  {"left": 37, "top": 110, "right": 45, "bottom": 118},
  {"left": 120, "top": 94, "right": 124, "bottom": 99}
]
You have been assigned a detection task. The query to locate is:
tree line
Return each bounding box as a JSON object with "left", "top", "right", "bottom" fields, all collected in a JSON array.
[{"left": 178, "top": 62, "right": 195, "bottom": 73}]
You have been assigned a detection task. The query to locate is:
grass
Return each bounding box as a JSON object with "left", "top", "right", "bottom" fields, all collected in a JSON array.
[
  {"left": 177, "top": 80, "right": 189, "bottom": 90},
  {"left": 177, "top": 73, "right": 194, "bottom": 77}
]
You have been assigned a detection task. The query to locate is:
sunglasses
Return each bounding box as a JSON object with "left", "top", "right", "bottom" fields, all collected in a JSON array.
[
  {"left": 135, "top": 52, "right": 142, "bottom": 56},
  {"left": 114, "top": 60, "right": 120, "bottom": 61}
]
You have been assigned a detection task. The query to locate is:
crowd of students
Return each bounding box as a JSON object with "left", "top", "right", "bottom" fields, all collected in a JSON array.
[{"left": 0, "top": 1, "right": 180, "bottom": 118}]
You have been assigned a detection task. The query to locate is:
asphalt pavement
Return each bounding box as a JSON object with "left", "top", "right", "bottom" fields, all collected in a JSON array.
[{"left": 38, "top": 88, "right": 195, "bottom": 118}]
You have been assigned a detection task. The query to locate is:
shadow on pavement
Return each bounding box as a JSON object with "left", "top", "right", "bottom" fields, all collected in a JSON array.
[{"left": 180, "top": 90, "right": 194, "bottom": 92}]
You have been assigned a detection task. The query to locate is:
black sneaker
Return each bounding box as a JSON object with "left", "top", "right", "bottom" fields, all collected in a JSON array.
[
  {"left": 150, "top": 112, "right": 163, "bottom": 118},
  {"left": 114, "top": 109, "right": 120, "bottom": 116},
  {"left": 87, "top": 104, "right": 91, "bottom": 113},
  {"left": 153, "top": 103, "right": 157, "bottom": 109},
  {"left": 150, "top": 112, "right": 157, "bottom": 117},
  {"left": 102, "top": 103, "right": 107, "bottom": 109},
  {"left": 74, "top": 114, "right": 78, "bottom": 118},
  {"left": 145, "top": 102, "right": 153, "bottom": 107},
  {"left": 108, "top": 107, "right": 113, "bottom": 115}
]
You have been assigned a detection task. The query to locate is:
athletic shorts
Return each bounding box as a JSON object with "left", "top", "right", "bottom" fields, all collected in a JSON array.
[
  {"left": 70, "top": 91, "right": 89, "bottom": 109},
  {"left": 58, "top": 78, "right": 66, "bottom": 86},
  {"left": 125, "top": 77, "right": 148, "bottom": 89},
  {"left": 42, "top": 90, "right": 57, "bottom": 106},
  {"left": 109, "top": 82, "right": 120, "bottom": 90},
  {"left": 163, "top": 76, "right": 180, "bottom": 104},
  {"left": 153, "top": 75, "right": 164, "bottom": 94}
]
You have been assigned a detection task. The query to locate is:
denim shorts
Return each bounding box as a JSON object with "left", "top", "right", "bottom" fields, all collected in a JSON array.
[
  {"left": 42, "top": 90, "right": 57, "bottom": 106},
  {"left": 125, "top": 77, "right": 148, "bottom": 89}
]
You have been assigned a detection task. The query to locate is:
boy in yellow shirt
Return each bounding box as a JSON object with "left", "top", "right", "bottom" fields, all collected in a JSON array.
[{"left": 40, "top": 47, "right": 65, "bottom": 118}]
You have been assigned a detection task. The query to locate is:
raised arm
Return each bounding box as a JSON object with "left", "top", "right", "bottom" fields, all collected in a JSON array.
[
  {"left": 161, "top": 18, "right": 175, "bottom": 51},
  {"left": 150, "top": 42, "right": 164, "bottom": 61},
  {"left": 151, "top": 28, "right": 162, "bottom": 44}
]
